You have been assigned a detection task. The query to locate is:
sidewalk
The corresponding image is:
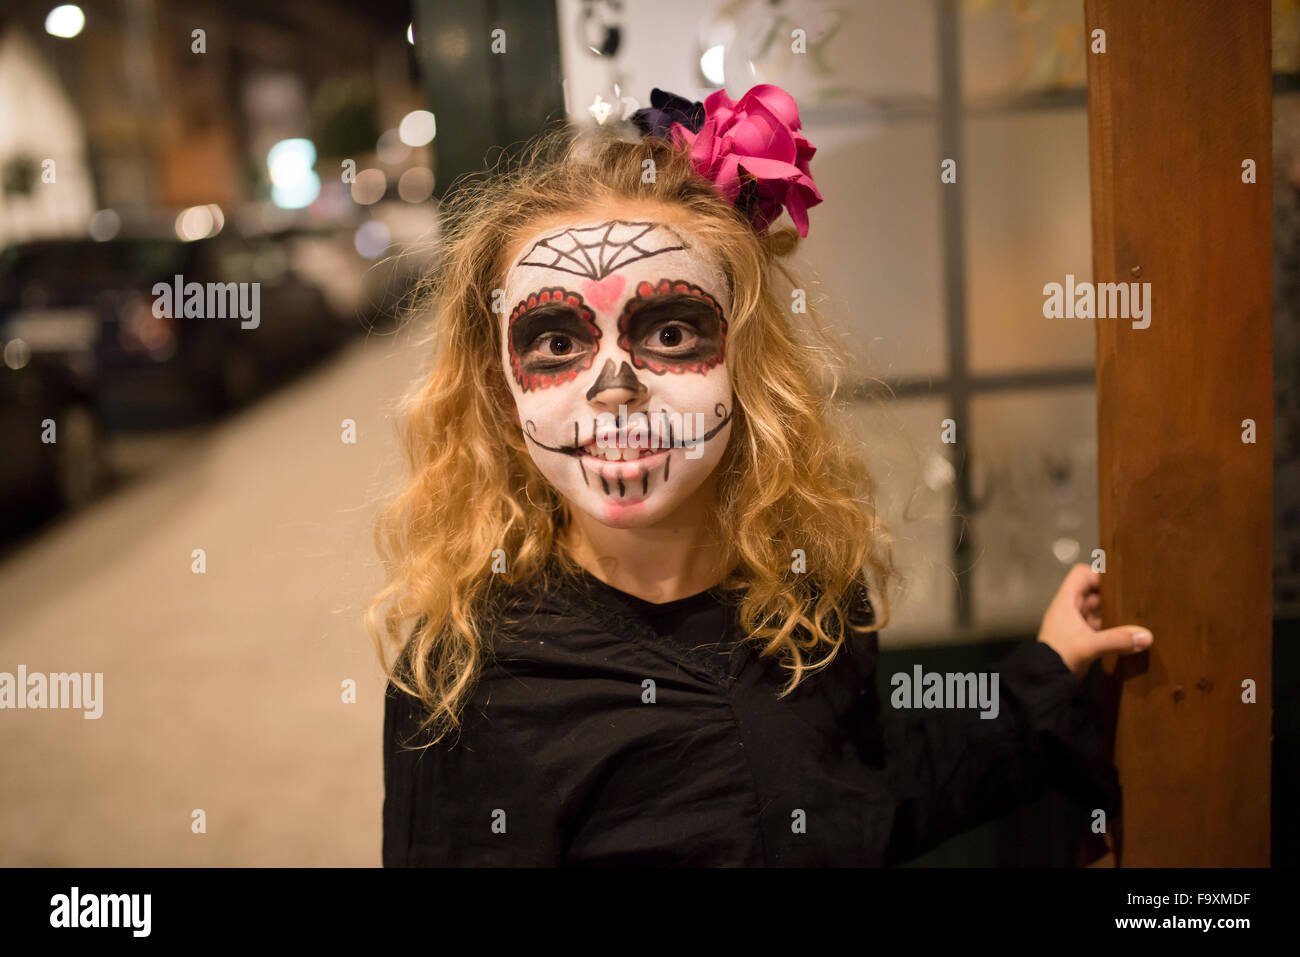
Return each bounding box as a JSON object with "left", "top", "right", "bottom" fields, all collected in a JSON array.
[{"left": 0, "top": 325, "right": 427, "bottom": 865}]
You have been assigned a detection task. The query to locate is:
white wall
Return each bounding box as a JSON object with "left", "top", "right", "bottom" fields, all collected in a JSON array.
[{"left": 0, "top": 28, "right": 97, "bottom": 247}]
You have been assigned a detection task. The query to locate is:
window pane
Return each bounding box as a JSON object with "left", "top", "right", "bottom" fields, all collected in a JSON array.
[
  {"left": 961, "top": 0, "right": 1088, "bottom": 102},
  {"left": 556, "top": 0, "right": 936, "bottom": 125},
  {"left": 969, "top": 387, "right": 1099, "bottom": 633},
  {"left": 964, "top": 108, "right": 1095, "bottom": 374},
  {"left": 840, "top": 396, "right": 956, "bottom": 645},
  {"left": 724, "top": 0, "right": 938, "bottom": 105},
  {"left": 795, "top": 119, "right": 947, "bottom": 380},
  {"left": 1275, "top": 0, "right": 1300, "bottom": 75}
]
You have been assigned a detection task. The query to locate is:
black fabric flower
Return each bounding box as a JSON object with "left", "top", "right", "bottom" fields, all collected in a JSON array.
[{"left": 630, "top": 88, "right": 705, "bottom": 140}]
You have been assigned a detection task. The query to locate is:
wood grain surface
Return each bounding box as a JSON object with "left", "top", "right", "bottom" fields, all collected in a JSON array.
[{"left": 1084, "top": 0, "right": 1273, "bottom": 866}]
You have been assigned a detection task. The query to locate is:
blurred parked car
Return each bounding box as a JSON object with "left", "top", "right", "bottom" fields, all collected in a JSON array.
[
  {"left": 0, "top": 230, "right": 354, "bottom": 431},
  {"left": 0, "top": 351, "right": 107, "bottom": 541}
]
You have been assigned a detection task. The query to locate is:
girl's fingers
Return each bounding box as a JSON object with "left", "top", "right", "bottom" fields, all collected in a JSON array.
[
  {"left": 1069, "top": 563, "right": 1098, "bottom": 588},
  {"left": 1090, "top": 625, "right": 1154, "bottom": 656},
  {"left": 1060, "top": 565, "right": 1094, "bottom": 609},
  {"left": 1074, "top": 587, "right": 1100, "bottom": 615}
]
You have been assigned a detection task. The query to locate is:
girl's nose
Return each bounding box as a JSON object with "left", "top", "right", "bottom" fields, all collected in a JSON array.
[{"left": 585, "top": 358, "right": 648, "bottom": 410}]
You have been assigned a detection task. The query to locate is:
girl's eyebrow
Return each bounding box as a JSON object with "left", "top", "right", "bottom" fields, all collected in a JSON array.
[
  {"left": 625, "top": 291, "right": 725, "bottom": 317},
  {"left": 509, "top": 300, "right": 596, "bottom": 346},
  {"left": 514, "top": 299, "right": 582, "bottom": 320}
]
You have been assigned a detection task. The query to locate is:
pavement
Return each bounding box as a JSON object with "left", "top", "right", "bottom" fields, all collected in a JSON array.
[{"left": 0, "top": 325, "right": 427, "bottom": 865}]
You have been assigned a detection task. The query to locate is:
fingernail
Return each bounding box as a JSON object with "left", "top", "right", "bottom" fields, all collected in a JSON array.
[{"left": 1132, "top": 630, "right": 1153, "bottom": 650}]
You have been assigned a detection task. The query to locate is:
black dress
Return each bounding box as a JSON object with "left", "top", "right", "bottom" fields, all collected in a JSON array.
[{"left": 382, "top": 566, "right": 1119, "bottom": 866}]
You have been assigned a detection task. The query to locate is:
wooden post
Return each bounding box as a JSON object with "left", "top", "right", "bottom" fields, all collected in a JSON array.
[{"left": 1084, "top": 0, "right": 1272, "bottom": 865}]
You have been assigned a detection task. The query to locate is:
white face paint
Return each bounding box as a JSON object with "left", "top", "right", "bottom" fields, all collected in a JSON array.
[{"left": 500, "top": 218, "right": 734, "bottom": 528}]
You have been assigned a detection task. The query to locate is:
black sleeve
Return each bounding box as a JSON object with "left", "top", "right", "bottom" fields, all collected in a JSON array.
[
  {"left": 382, "top": 676, "right": 569, "bottom": 867},
  {"left": 876, "top": 637, "right": 1120, "bottom": 866}
]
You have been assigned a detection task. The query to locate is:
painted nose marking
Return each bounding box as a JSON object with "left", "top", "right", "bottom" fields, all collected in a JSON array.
[{"left": 586, "top": 358, "right": 647, "bottom": 401}]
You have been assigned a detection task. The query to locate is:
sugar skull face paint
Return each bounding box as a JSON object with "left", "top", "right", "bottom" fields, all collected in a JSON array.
[{"left": 500, "top": 219, "right": 734, "bottom": 527}]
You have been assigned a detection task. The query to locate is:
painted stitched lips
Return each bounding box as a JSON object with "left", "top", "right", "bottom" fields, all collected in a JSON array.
[{"left": 523, "top": 403, "right": 734, "bottom": 499}]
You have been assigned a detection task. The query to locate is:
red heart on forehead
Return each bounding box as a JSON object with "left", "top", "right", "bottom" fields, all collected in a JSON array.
[{"left": 581, "top": 274, "right": 626, "bottom": 313}]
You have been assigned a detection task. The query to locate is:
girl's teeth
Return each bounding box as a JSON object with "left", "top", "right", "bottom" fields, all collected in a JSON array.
[{"left": 588, "top": 445, "right": 655, "bottom": 462}]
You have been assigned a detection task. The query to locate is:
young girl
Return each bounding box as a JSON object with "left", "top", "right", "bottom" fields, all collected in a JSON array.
[{"left": 370, "top": 84, "right": 1153, "bottom": 866}]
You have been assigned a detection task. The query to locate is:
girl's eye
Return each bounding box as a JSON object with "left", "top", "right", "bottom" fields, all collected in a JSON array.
[
  {"left": 649, "top": 322, "right": 698, "bottom": 351},
  {"left": 535, "top": 333, "right": 580, "bottom": 358}
]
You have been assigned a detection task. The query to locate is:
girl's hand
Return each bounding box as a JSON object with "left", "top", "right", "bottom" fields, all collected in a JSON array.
[{"left": 1036, "top": 563, "right": 1153, "bottom": 680}]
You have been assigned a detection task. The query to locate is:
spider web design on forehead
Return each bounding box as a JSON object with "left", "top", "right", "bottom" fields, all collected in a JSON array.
[{"left": 515, "top": 220, "right": 689, "bottom": 281}]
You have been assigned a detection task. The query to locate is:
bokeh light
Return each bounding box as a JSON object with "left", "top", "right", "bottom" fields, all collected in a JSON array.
[
  {"left": 267, "top": 138, "right": 321, "bottom": 209},
  {"left": 398, "top": 110, "right": 436, "bottom": 147},
  {"left": 353, "top": 220, "right": 391, "bottom": 259},
  {"left": 3, "top": 339, "right": 32, "bottom": 371},
  {"left": 174, "top": 204, "right": 224, "bottom": 242},
  {"left": 88, "top": 209, "right": 120, "bottom": 242},
  {"left": 397, "top": 167, "right": 434, "bottom": 203},
  {"left": 349, "top": 168, "right": 387, "bottom": 205},
  {"left": 376, "top": 129, "right": 411, "bottom": 166},
  {"left": 45, "top": 5, "right": 85, "bottom": 39},
  {"left": 700, "top": 45, "right": 725, "bottom": 85}
]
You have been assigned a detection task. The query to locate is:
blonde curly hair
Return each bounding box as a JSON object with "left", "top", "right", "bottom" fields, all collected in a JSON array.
[{"left": 368, "top": 123, "right": 898, "bottom": 743}]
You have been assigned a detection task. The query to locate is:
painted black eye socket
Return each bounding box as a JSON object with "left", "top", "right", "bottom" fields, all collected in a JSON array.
[
  {"left": 615, "top": 284, "right": 727, "bottom": 374},
  {"left": 624, "top": 301, "right": 719, "bottom": 358},
  {"left": 507, "top": 289, "right": 602, "bottom": 391},
  {"left": 512, "top": 305, "right": 597, "bottom": 364}
]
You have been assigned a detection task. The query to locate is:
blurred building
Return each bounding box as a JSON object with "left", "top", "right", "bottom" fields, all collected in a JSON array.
[
  {"left": 0, "top": 26, "right": 96, "bottom": 245},
  {"left": 1, "top": 0, "right": 425, "bottom": 239}
]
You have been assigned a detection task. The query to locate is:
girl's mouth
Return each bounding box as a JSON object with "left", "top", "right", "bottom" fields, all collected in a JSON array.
[
  {"left": 580, "top": 439, "right": 664, "bottom": 462},
  {"left": 579, "top": 443, "right": 670, "bottom": 492}
]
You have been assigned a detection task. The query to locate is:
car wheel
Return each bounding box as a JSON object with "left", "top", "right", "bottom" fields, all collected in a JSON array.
[
  {"left": 219, "top": 346, "right": 259, "bottom": 409},
  {"left": 53, "top": 402, "right": 106, "bottom": 510}
]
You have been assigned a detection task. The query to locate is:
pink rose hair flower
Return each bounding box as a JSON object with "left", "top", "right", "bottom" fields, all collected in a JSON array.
[{"left": 657, "top": 84, "right": 823, "bottom": 238}]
